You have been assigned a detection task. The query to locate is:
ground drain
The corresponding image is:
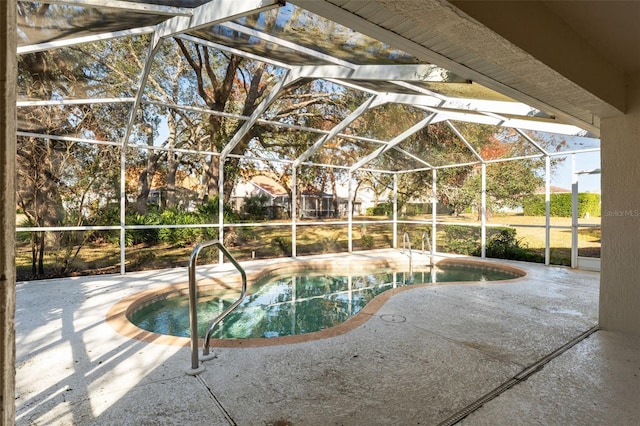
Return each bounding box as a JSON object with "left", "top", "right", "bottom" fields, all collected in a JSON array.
[
  {"left": 437, "top": 325, "right": 599, "bottom": 426},
  {"left": 380, "top": 314, "right": 407, "bottom": 323}
]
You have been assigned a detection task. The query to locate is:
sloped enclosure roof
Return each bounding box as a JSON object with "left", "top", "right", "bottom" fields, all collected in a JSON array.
[{"left": 16, "top": 0, "right": 599, "bottom": 173}]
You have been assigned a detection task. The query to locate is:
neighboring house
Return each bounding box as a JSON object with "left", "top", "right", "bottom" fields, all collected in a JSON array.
[
  {"left": 535, "top": 185, "right": 571, "bottom": 195},
  {"left": 300, "top": 183, "right": 374, "bottom": 218},
  {"left": 147, "top": 186, "right": 200, "bottom": 212},
  {"left": 232, "top": 175, "right": 374, "bottom": 218},
  {"left": 231, "top": 175, "right": 290, "bottom": 219},
  {"left": 299, "top": 191, "right": 343, "bottom": 218},
  {"left": 351, "top": 186, "right": 375, "bottom": 215}
]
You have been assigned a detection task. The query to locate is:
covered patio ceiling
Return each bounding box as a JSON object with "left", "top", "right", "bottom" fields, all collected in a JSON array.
[{"left": 16, "top": 0, "right": 600, "bottom": 173}]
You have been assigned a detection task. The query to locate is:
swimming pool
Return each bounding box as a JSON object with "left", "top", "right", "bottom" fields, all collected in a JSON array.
[{"left": 127, "top": 261, "right": 523, "bottom": 341}]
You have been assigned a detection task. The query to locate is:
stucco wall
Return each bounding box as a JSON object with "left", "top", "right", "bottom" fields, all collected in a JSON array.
[
  {"left": 600, "top": 71, "right": 640, "bottom": 336},
  {"left": 1, "top": 1, "right": 17, "bottom": 424}
]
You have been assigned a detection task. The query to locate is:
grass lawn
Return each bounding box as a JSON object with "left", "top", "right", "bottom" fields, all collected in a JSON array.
[
  {"left": 15, "top": 214, "right": 601, "bottom": 280},
  {"left": 431, "top": 212, "right": 601, "bottom": 265},
  {"left": 486, "top": 213, "right": 601, "bottom": 259}
]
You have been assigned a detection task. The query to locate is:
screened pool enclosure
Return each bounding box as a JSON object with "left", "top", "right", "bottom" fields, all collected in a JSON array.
[{"left": 15, "top": 0, "right": 601, "bottom": 279}]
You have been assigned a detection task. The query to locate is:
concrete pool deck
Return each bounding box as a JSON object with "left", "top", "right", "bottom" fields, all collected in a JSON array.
[{"left": 14, "top": 251, "right": 640, "bottom": 425}]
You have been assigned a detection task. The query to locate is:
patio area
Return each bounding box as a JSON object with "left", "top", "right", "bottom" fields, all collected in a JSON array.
[{"left": 14, "top": 251, "right": 640, "bottom": 425}]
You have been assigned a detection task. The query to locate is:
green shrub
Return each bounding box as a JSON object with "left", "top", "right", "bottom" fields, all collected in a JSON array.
[
  {"left": 442, "top": 225, "right": 480, "bottom": 255},
  {"left": 366, "top": 202, "right": 394, "bottom": 216},
  {"left": 271, "top": 236, "right": 292, "bottom": 256},
  {"left": 197, "top": 196, "right": 238, "bottom": 223},
  {"left": 242, "top": 194, "right": 269, "bottom": 221},
  {"left": 360, "top": 234, "right": 374, "bottom": 249},
  {"left": 238, "top": 227, "right": 259, "bottom": 241},
  {"left": 578, "top": 193, "right": 601, "bottom": 217},
  {"left": 318, "top": 236, "right": 345, "bottom": 253},
  {"left": 157, "top": 209, "right": 203, "bottom": 246},
  {"left": 442, "top": 225, "right": 543, "bottom": 262},
  {"left": 523, "top": 193, "right": 601, "bottom": 217},
  {"left": 122, "top": 197, "right": 241, "bottom": 248},
  {"left": 404, "top": 203, "right": 428, "bottom": 215},
  {"left": 126, "top": 212, "right": 161, "bottom": 246},
  {"left": 482, "top": 228, "right": 518, "bottom": 258},
  {"left": 482, "top": 228, "right": 544, "bottom": 263}
]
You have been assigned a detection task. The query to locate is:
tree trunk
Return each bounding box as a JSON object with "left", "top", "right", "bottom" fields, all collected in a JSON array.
[
  {"left": 352, "top": 179, "right": 363, "bottom": 215},
  {"left": 204, "top": 153, "right": 219, "bottom": 202},
  {"left": 30, "top": 232, "right": 36, "bottom": 276},
  {"left": 135, "top": 169, "right": 151, "bottom": 215},
  {"left": 166, "top": 162, "right": 176, "bottom": 210},
  {"left": 135, "top": 149, "right": 164, "bottom": 214},
  {"left": 330, "top": 170, "right": 339, "bottom": 217}
]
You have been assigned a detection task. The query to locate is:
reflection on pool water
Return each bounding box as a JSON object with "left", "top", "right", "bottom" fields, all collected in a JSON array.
[{"left": 129, "top": 265, "right": 520, "bottom": 340}]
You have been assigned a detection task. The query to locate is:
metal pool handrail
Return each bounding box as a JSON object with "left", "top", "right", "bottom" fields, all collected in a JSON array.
[
  {"left": 402, "top": 232, "right": 412, "bottom": 274},
  {"left": 187, "top": 240, "right": 247, "bottom": 375},
  {"left": 421, "top": 232, "right": 435, "bottom": 266}
]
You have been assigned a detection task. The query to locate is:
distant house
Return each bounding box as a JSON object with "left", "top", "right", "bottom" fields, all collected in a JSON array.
[
  {"left": 148, "top": 186, "right": 200, "bottom": 211},
  {"left": 231, "top": 175, "right": 290, "bottom": 218},
  {"left": 300, "top": 184, "right": 373, "bottom": 218},
  {"left": 232, "top": 175, "right": 374, "bottom": 218},
  {"left": 535, "top": 185, "right": 571, "bottom": 194},
  {"left": 300, "top": 191, "right": 343, "bottom": 218}
]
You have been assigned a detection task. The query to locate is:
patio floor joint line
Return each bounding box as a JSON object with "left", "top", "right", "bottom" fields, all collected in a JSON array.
[{"left": 437, "top": 325, "right": 599, "bottom": 426}]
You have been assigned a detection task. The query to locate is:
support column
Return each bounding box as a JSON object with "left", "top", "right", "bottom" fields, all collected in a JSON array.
[
  {"left": 545, "top": 155, "right": 551, "bottom": 266},
  {"left": 600, "top": 71, "right": 640, "bottom": 336},
  {"left": 432, "top": 168, "right": 437, "bottom": 254},
  {"left": 392, "top": 174, "right": 398, "bottom": 248},
  {"left": 218, "top": 155, "right": 225, "bottom": 264},
  {"left": 291, "top": 167, "right": 297, "bottom": 258},
  {"left": 1, "top": 1, "right": 17, "bottom": 424},
  {"left": 480, "top": 163, "right": 487, "bottom": 258},
  {"left": 347, "top": 172, "right": 353, "bottom": 253},
  {"left": 570, "top": 154, "right": 578, "bottom": 268}
]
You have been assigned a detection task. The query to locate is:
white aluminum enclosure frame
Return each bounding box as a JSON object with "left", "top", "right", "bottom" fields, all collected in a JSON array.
[{"left": 15, "top": 0, "right": 601, "bottom": 274}]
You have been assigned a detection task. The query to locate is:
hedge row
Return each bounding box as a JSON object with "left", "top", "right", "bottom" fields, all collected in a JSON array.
[{"left": 522, "top": 193, "right": 600, "bottom": 217}]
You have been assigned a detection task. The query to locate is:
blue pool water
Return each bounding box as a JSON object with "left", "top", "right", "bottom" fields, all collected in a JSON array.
[{"left": 129, "top": 265, "right": 520, "bottom": 339}]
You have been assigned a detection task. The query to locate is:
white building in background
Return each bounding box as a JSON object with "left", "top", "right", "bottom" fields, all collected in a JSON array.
[
  {"left": 230, "top": 175, "right": 290, "bottom": 219},
  {"left": 231, "top": 175, "right": 377, "bottom": 218}
]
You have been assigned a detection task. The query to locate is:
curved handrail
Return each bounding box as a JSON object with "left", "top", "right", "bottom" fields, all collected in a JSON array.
[
  {"left": 402, "top": 232, "right": 412, "bottom": 274},
  {"left": 421, "top": 231, "right": 435, "bottom": 266},
  {"left": 187, "top": 240, "right": 247, "bottom": 374},
  {"left": 402, "top": 231, "right": 412, "bottom": 255}
]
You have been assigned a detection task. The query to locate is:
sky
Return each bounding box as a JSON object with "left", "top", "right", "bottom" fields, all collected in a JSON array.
[{"left": 551, "top": 151, "right": 601, "bottom": 194}]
